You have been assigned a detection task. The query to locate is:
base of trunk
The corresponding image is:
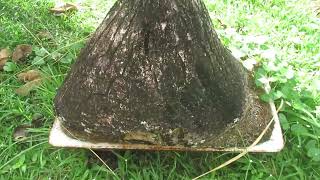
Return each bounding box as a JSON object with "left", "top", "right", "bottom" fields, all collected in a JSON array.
[
  {"left": 49, "top": 83, "right": 283, "bottom": 152},
  {"left": 53, "top": 79, "right": 277, "bottom": 149}
]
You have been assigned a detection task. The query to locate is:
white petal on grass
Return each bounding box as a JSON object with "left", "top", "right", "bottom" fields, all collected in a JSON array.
[
  {"left": 285, "top": 68, "right": 295, "bottom": 79},
  {"left": 291, "top": 37, "right": 302, "bottom": 44},
  {"left": 225, "top": 28, "right": 237, "bottom": 37},
  {"left": 261, "top": 49, "right": 277, "bottom": 61},
  {"left": 303, "top": 23, "right": 319, "bottom": 30},
  {"left": 313, "top": 80, "right": 320, "bottom": 91},
  {"left": 242, "top": 58, "right": 257, "bottom": 71},
  {"left": 258, "top": 77, "right": 270, "bottom": 84},
  {"left": 230, "top": 47, "right": 246, "bottom": 60},
  {"left": 243, "top": 35, "right": 269, "bottom": 45},
  {"left": 267, "top": 61, "right": 279, "bottom": 71}
]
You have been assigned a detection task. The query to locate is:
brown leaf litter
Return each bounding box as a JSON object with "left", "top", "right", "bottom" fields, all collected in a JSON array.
[
  {"left": 17, "top": 70, "right": 42, "bottom": 82},
  {"left": 50, "top": 2, "right": 79, "bottom": 15},
  {"left": 12, "top": 44, "right": 33, "bottom": 62},
  {"left": 15, "top": 78, "right": 42, "bottom": 96},
  {"left": 0, "top": 48, "right": 11, "bottom": 70}
]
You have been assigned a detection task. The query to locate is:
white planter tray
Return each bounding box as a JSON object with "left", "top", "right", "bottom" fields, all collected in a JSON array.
[{"left": 49, "top": 97, "right": 284, "bottom": 152}]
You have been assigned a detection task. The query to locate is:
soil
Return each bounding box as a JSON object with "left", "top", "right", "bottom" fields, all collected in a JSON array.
[{"left": 205, "top": 86, "right": 274, "bottom": 148}]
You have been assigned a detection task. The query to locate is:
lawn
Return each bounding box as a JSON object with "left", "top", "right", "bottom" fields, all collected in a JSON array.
[{"left": 0, "top": 0, "right": 319, "bottom": 179}]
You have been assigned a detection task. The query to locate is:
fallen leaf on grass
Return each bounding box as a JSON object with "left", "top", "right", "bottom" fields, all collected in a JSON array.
[
  {"left": 12, "top": 44, "right": 33, "bottom": 62},
  {"left": 0, "top": 48, "right": 11, "bottom": 70},
  {"left": 37, "top": 31, "right": 53, "bottom": 40},
  {"left": 50, "top": 2, "right": 79, "bottom": 14},
  {"left": 17, "top": 70, "right": 41, "bottom": 82},
  {"left": 15, "top": 78, "right": 42, "bottom": 96},
  {"left": 0, "top": 48, "right": 11, "bottom": 59},
  {"left": 13, "top": 124, "right": 31, "bottom": 141},
  {"left": 12, "top": 113, "right": 45, "bottom": 142}
]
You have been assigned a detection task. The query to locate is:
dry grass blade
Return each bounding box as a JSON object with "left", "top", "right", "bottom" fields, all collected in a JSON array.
[
  {"left": 192, "top": 118, "right": 275, "bottom": 180},
  {"left": 192, "top": 98, "right": 283, "bottom": 180},
  {"left": 59, "top": 124, "right": 117, "bottom": 176}
]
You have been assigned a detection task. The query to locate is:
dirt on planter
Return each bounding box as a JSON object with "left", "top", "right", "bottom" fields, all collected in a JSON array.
[{"left": 205, "top": 87, "right": 274, "bottom": 148}]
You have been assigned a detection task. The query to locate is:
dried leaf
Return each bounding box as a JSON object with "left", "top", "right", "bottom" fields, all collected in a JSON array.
[
  {"left": 37, "top": 31, "right": 53, "bottom": 40},
  {"left": 15, "top": 78, "right": 42, "bottom": 96},
  {"left": 124, "top": 131, "right": 158, "bottom": 144},
  {"left": 0, "top": 48, "right": 11, "bottom": 70},
  {"left": 0, "top": 48, "right": 11, "bottom": 60},
  {"left": 13, "top": 125, "right": 31, "bottom": 141},
  {"left": 50, "top": 2, "right": 79, "bottom": 14},
  {"left": 12, "top": 44, "right": 33, "bottom": 62},
  {"left": 17, "top": 70, "right": 41, "bottom": 82},
  {"left": 171, "top": 128, "right": 185, "bottom": 145}
]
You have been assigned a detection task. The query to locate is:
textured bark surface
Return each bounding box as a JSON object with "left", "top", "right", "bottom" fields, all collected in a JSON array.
[{"left": 54, "top": 0, "right": 271, "bottom": 147}]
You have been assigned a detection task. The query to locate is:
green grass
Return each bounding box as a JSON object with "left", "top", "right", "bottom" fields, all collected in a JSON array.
[{"left": 0, "top": 0, "right": 319, "bottom": 179}]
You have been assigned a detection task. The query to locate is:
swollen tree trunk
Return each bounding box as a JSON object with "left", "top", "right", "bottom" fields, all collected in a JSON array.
[{"left": 54, "top": 0, "right": 258, "bottom": 147}]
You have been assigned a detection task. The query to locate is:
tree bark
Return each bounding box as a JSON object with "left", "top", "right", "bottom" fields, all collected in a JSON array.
[{"left": 54, "top": 0, "right": 254, "bottom": 147}]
